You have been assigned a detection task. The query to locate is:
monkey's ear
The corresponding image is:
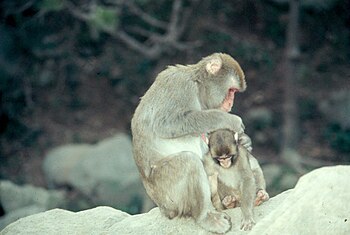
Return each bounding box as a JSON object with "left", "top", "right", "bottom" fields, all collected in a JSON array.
[
  {"left": 206, "top": 57, "right": 222, "bottom": 75},
  {"left": 234, "top": 132, "right": 239, "bottom": 144}
]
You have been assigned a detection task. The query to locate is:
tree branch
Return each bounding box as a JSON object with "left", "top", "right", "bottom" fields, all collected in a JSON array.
[
  {"left": 124, "top": 1, "right": 168, "bottom": 29},
  {"left": 280, "top": 0, "right": 304, "bottom": 173},
  {"left": 64, "top": 0, "right": 197, "bottom": 59}
]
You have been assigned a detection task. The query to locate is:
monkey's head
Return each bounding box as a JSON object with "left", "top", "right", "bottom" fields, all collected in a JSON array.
[
  {"left": 197, "top": 53, "right": 246, "bottom": 112},
  {"left": 208, "top": 129, "right": 240, "bottom": 169}
]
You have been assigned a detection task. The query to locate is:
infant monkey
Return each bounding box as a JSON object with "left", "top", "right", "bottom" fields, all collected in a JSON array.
[{"left": 203, "top": 129, "right": 269, "bottom": 230}]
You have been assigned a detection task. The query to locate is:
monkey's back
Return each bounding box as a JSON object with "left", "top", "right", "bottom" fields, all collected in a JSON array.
[{"left": 131, "top": 65, "right": 201, "bottom": 137}]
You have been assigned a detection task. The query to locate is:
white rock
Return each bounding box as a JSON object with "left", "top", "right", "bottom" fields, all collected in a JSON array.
[
  {"left": 250, "top": 165, "right": 350, "bottom": 234},
  {"left": 0, "top": 181, "right": 65, "bottom": 213},
  {"left": 0, "top": 181, "right": 65, "bottom": 230},
  {"left": 0, "top": 206, "right": 45, "bottom": 230},
  {"left": 2, "top": 166, "right": 349, "bottom": 235},
  {"left": 43, "top": 144, "right": 91, "bottom": 187},
  {"left": 42, "top": 133, "right": 147, "bottom": 208},
  {"left": 1, "top": 206, "right": 130, "bottom": 235}
]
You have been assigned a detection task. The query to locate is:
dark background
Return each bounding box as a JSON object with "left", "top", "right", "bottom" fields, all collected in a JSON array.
[{"left": 0, "top": 0, "right": 349, "bottom": 201}]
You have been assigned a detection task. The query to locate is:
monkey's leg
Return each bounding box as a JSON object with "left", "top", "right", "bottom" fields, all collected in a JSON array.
[
  {"left": 252, "top": 165, "right": 269, "bottom": 206},
  {"left": 240, "top": 177, "right": 256, "bottom": 231},
  {"left": 208, "top": 172, "right": 223, "bottom": 211},
  {"left": 248, "top": 154, "right": 269, "bottom": 206},
  {"left": 148, "top": 152, "right": 231, "bottom": 234}
]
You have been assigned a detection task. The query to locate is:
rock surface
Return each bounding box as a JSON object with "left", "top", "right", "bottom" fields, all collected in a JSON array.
[
  {"left": 0, "top": 181, "right": 65, "bottom": 230},
  {"left": 42, "top": 133, "right": 148, "bottom": 209},
  {"left": 2, "top": 165, "right": 350, "bottom": 235}
]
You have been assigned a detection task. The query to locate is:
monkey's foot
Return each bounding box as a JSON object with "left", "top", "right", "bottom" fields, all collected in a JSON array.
[
  {"left": 222, "top": 195, "right": 237, "bottom": 209},
  {"left": 255, "top": 189, "right": 269, "bottom": 206},
  {"left": 197, "top": 211, "right": 232, "bottom": 234},
  {"left": 161, "top": 209, "right": 178, "bottom": 219},
  {"left": 240, "top": 218, "right": 256, "bottom": 231}
]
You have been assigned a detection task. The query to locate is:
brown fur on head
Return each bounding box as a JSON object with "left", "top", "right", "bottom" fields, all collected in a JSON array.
[
  {"left": 215, "top": 53, "right": 246, "bottom": 92},
  {"left": 193, "top": 53, "right": 247, "bottom": 111},
  {"left": 199, "top": 53, "right": 246, "bottom": 91}
]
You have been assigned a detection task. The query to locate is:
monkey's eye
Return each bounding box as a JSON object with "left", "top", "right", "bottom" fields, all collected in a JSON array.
[{"left": 227, "top": 154, "right": 237, "bottom": 160}]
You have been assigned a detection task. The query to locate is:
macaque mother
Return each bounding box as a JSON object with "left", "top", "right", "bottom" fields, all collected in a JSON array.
[{"left": 131, "top": 53, "right": 247, "bottom": 233}]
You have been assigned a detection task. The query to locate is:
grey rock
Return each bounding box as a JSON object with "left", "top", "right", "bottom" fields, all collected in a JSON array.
[
  {"left": 0, "top": 181, "right": 65, "bottom": 230},
  {"left": 0, "top": 206, "right": 45, "bottom": 230},
  {"left": 2, "top": 165, "right": 350, "bottom": 235},
  {"left": 42, "top": 133, "right": 147, "bottom": 209},
  {"left": 252, "top": 165, "right": 350, "bottom": 234},
  {"left": 0, "top": 180, "right": 65, "bottom": 213},
  {"left": 1, "top": 206, "right": 130, "bottom": 234},
  {"left": 43, "top": 144, "right": 91, "bottom": 187}
]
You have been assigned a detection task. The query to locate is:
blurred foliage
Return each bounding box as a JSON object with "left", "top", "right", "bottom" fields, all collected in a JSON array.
[
  {"left": 325, "top": 124, "right": 350, "bottom": 154},
  {"left": 298, "top": 98, "right": 319, "bottom": 121},
  {"left": 89, "top": 6, "right": 119, "bottom": 34},
  {"left": 37, "top": 0, "right": 64, "bottom": 12},
  {"left": 0, "top": 0, "right": 349, "bottom": 167}
]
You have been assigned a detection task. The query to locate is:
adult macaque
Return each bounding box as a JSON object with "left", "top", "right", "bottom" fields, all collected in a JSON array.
[
  {"left": 203, "top": 129, "right": 269, "bottom": 230},
  {"left": 131, "top": 53, "right": 247, "bottom": 233}
]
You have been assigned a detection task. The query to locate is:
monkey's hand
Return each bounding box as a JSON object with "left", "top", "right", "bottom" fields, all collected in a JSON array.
[
  {"left": 240, "top": 133, "right": 253, "bottom": 152},
  {"left": 222, "top": 195, "right": 238, "bottom": 209},
  {"left": 227, "top": 114, "right": 245, "bottom": 134},
  {"left": 255, "top": 189, "right": 269, "bottom": 206},
  {"left": 241, "top": 218, "right": 256, "bottom": 231}
]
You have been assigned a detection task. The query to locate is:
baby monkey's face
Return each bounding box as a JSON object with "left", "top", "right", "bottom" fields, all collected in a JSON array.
[
  {"left": 208, "top": 129, "right": 239, "bottom": 169},
  {"left": 210, "top": 146, "right": 238, "bottom": 169},
  {"left": 216, "top": 154, "right": 234, "bottom": 168}
]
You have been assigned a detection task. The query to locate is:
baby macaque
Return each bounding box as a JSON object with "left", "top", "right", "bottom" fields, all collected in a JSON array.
[{"left": 203, "top": 129, "right": 269, "bottom": 230}]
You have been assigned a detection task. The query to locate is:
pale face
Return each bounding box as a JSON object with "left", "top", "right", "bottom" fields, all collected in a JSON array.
[
  {"left": 220, "top": 76, "right": 241, "bottom": 112},
  {"left": 220, "top": 88, "right": 237, "bottom": 112},
  {"left": 217, "top": 155, "right": 234, "bottom": 168}
]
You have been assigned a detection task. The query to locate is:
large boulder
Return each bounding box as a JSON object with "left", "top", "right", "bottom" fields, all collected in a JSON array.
[
  {"left": 0, "top": 181, "right": 65, "bottom": 230},
  {"left": 2, "top": 165, "right": 349, "bottom": 234},
  {"left": 42, "top": 133, "right": 148, "bottom": 210}
]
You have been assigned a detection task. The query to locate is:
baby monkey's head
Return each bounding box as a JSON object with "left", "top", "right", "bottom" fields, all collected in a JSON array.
[{"left": 208, "top": 129, "right": 240, "bottom": 169}]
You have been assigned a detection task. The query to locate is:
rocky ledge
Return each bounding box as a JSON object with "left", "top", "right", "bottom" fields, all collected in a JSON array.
[{"left": 1, "top": 165, "right": 350, "bottom": 235}]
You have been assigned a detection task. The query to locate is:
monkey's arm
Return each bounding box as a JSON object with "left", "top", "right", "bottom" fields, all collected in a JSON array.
[
  {"left": 155, "top": 110, "right": 244, "bottom": 139},
  {"left": 248, "top": 154, "right": 266, "bottom": 191},
  {"left": 239, "top": 133, "right": 253, "bottom": 152},
  {"left": 246, "top": 153, "right": 270, "bottom": 206},
  {"left": 208, "top": 172, "right": 222, "bottom": 209},
  {"left": 210, "top": 179, "right": 223, "bottom": 211},
  {"left": 203, "top": 154, "right": 223, "bottom": 210}
]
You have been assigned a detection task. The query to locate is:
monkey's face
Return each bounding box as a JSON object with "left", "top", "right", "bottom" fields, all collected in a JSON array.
[
  {"left": 201, "top": 53, "right": 246, "bottom": 112},
  {"left": 209, "top": 129, "right": 239, "bottom": 169},
  {"left": 220, "top": 87, "right": 238, "bottom": 112},
  {"left": 214, "top": 153, "right": 237, "bottom": 168}
]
